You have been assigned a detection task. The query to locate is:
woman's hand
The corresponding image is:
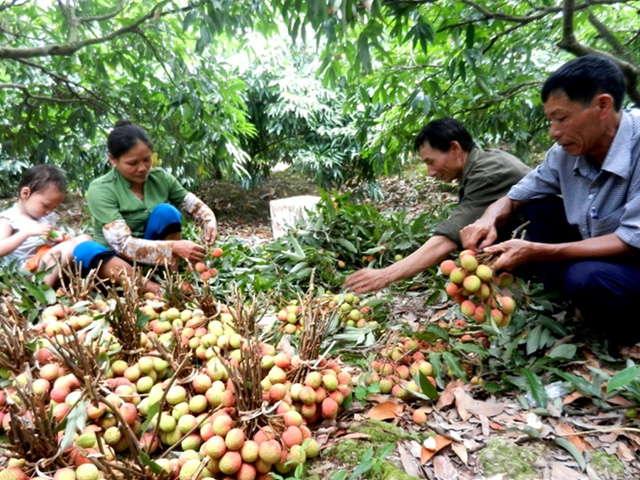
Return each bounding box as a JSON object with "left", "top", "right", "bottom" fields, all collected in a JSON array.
[
  {"left": 201, "top": 220, "right": 217, "bottom": 246},
  {"left": 172, "top": 240, "right": 206, "bottom": 263}
]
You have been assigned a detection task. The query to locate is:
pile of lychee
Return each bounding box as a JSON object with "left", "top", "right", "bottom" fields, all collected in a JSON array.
[
  {"left": 440, "top": 250, "right": 516, "bottom": 326},
  {"left": 0, "top": 294, "right": 354, "bottom": 480}
]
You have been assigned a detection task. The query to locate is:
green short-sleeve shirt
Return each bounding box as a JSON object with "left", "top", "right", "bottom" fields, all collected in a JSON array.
[
  {"left": 87, "top": 168, "right": 189, "bottom": 247},
  {"left": 433, "top": 148, "right": 531, "bottom": 244}
]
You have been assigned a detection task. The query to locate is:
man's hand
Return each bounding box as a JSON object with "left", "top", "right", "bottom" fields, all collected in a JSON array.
[
  {"left": 460, "top": 219, "right": 498, "bottom": 252},
  {"left": 201, "top": 221, "right": 217, "bottom": 246},
  {"left": 484, "top": 239, "right": 537, "bottom": 271},
  {"left": 172, "top": 240, "right": 206, "bottom": 263},
  {"left": 344, "top": 268, "right": 389, "bottom": 294}
]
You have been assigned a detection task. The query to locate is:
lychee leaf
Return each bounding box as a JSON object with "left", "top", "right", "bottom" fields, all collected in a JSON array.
[
  {"left": 141, "top": 401, "right": 160, "bottom": 432},
  {"left": 417, "top": 371, "right": 439, "bottom": 400},
  {"left": 554, "top": 437, "right": 586, "bottom": 471},
  {"left": 442, "top": 351, "right": 467, "bottom": 382},
  {"left": 522, "top": 368, "right": 547, "bottom": 409},
  {"left": 606, "top": 365, "right": 640, "bottom": 393},
  {"left": 140, "top": 451, "right": 164, "bottom": 474}
]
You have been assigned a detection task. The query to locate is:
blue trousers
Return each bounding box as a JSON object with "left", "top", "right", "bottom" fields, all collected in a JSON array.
[
  {"left": 522, "top": 197, "right": 640, "bottom": 345},
  {"left": 74, "top": 203, "right": 182, "bottom": 275}
]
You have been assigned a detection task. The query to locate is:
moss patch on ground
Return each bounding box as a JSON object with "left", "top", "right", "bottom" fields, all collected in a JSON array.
[
  {"left": 318, "top": 419, "right": 422, "bottom": 480},
  {"left": 479, "top": 437, "right": 538, "bottom": 480},
  {"left": 590, "top": 451, "right": 626, "bottom": 478}
]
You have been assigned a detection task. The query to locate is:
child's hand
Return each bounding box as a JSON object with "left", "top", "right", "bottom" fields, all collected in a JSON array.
[
  {"left": 46, "top": 230, "right": 66, "bottom": 243},
  {"left": 28, "top": 223, "right": 53, "bottom": 238}
]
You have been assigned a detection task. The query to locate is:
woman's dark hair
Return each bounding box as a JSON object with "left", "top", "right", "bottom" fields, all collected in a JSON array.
[
  {"left": 414, "top": 118, "right": 476, "bottom": 153},
  {"left": 541, "top": 54, "right": 626, "bottom": 111},
  {"left": 107, "top": 120, "right": 154, "bottom": 159},
  {"left": 19, "top": 164, "right": 67, "bottom": 194}
]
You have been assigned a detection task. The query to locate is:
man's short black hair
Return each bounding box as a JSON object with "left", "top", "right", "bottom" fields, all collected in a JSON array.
[
  {"left": 541, "top": 54, "right": 626, "bottom": 111},
  {"left": 413, "top": 118, "right": 475, "bottom": 153}
]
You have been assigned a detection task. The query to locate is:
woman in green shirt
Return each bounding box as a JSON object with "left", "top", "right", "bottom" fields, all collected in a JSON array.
[{"left": 74, "top": 120, "right": 218, "bottom": 282}]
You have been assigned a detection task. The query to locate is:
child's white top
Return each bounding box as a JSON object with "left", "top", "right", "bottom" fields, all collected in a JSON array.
[{"left": 0, "top": 203, "right": 58, "bottom": 268}]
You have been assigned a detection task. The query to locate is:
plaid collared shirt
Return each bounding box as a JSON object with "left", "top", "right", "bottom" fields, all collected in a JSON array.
[{"left": 508, "top": 110, "right": 640, "bottom": 249}]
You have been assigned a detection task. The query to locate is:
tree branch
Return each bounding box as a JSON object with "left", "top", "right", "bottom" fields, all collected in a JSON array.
[
  {"left": 0, "top": 0, "right": 28, "bottom": 15},
  {"left": 0, "top": 83, "right": 85, "bottom": 103},
  {"left": 78, "top": 0, "right": 127, "bottom": 23},
  {"left": 15, "top": 58, "right": 115, "bottom": 113},
  {"left": 453, "top": 80, "right": 540, "bottom": 115},
  {"left": 588, "top": 12, "right": 636, "bottom": 64},
  {"left": 557, "top": 0, "right": 640, "bottom": 106},
  {"left": 0, "top": 2, "right": 163, "bottom": 60}
]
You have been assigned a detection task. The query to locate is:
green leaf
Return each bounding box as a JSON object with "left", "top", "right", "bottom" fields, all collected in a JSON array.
[
  {"left": 335, "top": 237, "right": 357, "bottom": 253},
  {"left": 349, "top": 448, "right": 374, "bottom": 479},
  {"left": 522, "top": 368, "right": 547, "bottom": 408},
  {"left": 140, "top": 451, "right": 164, "bottom": 474},
  {"left": 423, "top": 323, "right": 449, "bottom": 341},
  {"left": 606, "top": 365, "right": 640, "bottom": 393},
  {"left": 329, "top": 471, "right": 349, "bottom": 480},
  {"left": 548, "top": 343, "right": 577, "bottom": 359},
  {"left": 526, "top": 324, "right": 542, "bottom": 355},
  {"left": 417, "top": 371, "right": 439, "bottom": 400},
  {"left": 547, "top": 367, "right": 600, "bottom": 398},
  {"left": 465, "top": 23, "right": 475, "bottom": 49},
  {"left": 141, "top": 402, "right": 160, "bottom": 432},
  {"left": 554, "top": 437, "right": 586, "bottom": 471},
  {"left": 443, "top": 351, "right": 467, "bottom": 382}
]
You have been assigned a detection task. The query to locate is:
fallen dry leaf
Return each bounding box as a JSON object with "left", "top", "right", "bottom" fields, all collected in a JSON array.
[
  {"left": 454, "top": 388, "right": 506, "bottom": 421},
  {"left": 366, "top": 401, "right": 404, "bottom": 421},
  {"left": 421, "top": 435, "right": 452, "bottom": 464},
  {"left": 433, "top": 455, "right": 459, "bottom": 480},
  {"left": 436, "top": 380, "right": 465, "bottom": 409},
  {"left": 606, "top": 395, "right": 635, "bottom": 407},
  {"left": 451, "top": 441, "right": 468, "bottom": 465},
  {"left": 555, "top": 422, "right": 586, "bottom": 453},
  {"left": 550, "top": 461, "right": 585, "bottom": 480},
  {"left": 398, "top": 441, "right": 422, "bottom": 478},
  {"left": 616, "top": 441, "right": 636, "bottom": 462},
  {"left": 562, "top": 391, "right": 585, "bottom": 405},
  {"left": 490, "top": 422, "right": 506, "bottom": 431}
]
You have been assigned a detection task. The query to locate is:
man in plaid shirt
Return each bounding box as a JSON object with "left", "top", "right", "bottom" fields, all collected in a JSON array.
[{"left": 461, "top": 55, "right": 640, "bottom": 350}]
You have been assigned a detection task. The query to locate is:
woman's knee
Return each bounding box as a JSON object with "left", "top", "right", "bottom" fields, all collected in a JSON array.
[{"left": 150, "top": 203, "right": 181, "bottom": 222}]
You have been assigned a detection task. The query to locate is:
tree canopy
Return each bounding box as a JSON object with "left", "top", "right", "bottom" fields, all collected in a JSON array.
[{"left": 1, "top": 0, "right": 640, "bottom": 195}]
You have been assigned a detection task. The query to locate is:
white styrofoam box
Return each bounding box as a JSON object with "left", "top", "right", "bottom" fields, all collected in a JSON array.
[{"left": 269, "top": 195, "right": 321, "bottom": 238}]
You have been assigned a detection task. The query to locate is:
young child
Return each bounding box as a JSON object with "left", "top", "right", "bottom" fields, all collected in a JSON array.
[{"left": 0, "top": 164, "right": 92, "bottom": 287}]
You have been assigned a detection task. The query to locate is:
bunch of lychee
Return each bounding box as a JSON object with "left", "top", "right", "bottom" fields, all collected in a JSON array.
[
  {"left": 326, "top": 293, "right": 377, "bottom": 329},
  {"left": 194, "top": 246, "right": 224, "bottom": 281},
  {"left": 276, "top": 302, "right": 304, "bottom": 335},
  {"left": 440, "top": 251, "right": 516, "bottom": 326},
  {"left": 360, "top": 337, "right": 438, "bottom": 400}
]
